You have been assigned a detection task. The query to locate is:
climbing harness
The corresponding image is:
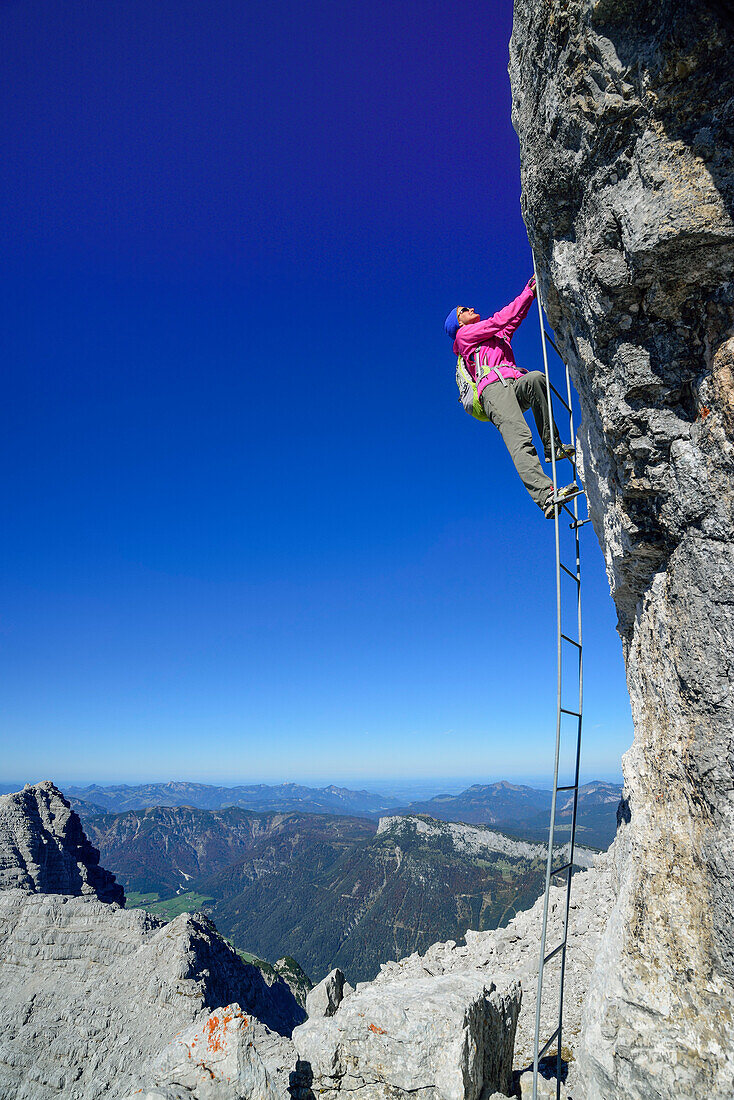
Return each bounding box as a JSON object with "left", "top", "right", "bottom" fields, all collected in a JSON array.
[{"left": 531, "top": 259, "right": 588, "bottom": 1100}]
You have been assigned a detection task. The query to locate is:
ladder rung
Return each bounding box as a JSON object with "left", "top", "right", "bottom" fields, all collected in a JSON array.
[
  {"left": 560, "top": 499, "right": 585, "bottom": 520},
  {"left": 548, "top": 382, "right": 571, "bottom": 414},
  {"left": 560, "top": 563, "right": 580, "bottom": 583},
  {"left": 551, "top": 861, "right": 572, "bottom": 876},
  {"left": 543, "top": 330, "right": 564, "bottom": 360},
  {"left": 570, "top": 517, "right": 591, "bottom": 530},
  {"left": 543, "top": 941, "right": 565, "bottom": 965},
  {"left": 538, "top": 1026, "right": 560, "bottom": 1060},
  {"left": 560, "top": 707, "right": 581, "bottom": 718},
  {"left": 555, "top": 784, "right": 576, "bottom": 792},
  {"left": 560, "top": 633, "right": 581, "bottom": 649}
]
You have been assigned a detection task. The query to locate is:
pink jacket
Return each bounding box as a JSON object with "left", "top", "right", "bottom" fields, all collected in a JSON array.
[{"left": 453, "top": 281, "right": 536, "bottom": 396}]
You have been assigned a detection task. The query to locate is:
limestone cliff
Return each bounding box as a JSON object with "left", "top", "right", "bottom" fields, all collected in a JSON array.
[
  {"left": 509, "top": 3, "right": 734, "bottom": 1097},
  {"left": 0, "top": 782, "right": 304, "bottom": 1099},
  {"left": 0, "top": 780, "right": 124, "bottom": 902}
]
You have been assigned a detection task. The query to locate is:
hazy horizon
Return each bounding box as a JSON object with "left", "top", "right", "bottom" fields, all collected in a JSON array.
[{"left": 0, "top": 772, "right": 624, "bottom": 800}]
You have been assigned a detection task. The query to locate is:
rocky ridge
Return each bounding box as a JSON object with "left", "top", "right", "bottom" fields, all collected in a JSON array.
[
  {"left": 354, "top": 854, "right": 614, "bottom": 1084},
  {"left": 510, "top": 2, "right": 734, "bottom": 1097},
  {"left": 376, "top": 813, "right": 597, "bottom": 867},
  {"left": 291, "top": 853, "right": 614, "bottom": 1098},
  {"left": 0, "top": 779, "right": 613, "bottom": 1099},
  {"left": 0, "top": 782, "right": 304, "bottom": 1100}
]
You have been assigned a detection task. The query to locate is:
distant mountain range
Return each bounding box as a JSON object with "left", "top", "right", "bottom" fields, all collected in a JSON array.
[
  {"left": 64, "top": 781, "right": 393, "bottom": 816},
  {"left": 66, "top": 778, "right": 622, "bottom": 849},
  {"left": 82, "top": 805, "right": 595, "bottom": 984},
  {"left": 388, "top": 780, "right": 623, "bottom": 849}
]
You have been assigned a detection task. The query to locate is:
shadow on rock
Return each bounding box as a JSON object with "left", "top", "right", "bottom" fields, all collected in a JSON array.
[{"left": 288, "top": 1058, "right": 315, "bottom": 1099}]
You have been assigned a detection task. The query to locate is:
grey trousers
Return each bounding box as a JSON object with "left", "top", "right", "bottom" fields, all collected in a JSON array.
[{"left": 479, "top": 371, "right": 563, "bottom": 509}]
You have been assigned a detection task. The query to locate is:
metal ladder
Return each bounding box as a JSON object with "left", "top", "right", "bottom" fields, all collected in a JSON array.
[{"left": 531, "top": 260, "right": 587, "bottom": 1100}]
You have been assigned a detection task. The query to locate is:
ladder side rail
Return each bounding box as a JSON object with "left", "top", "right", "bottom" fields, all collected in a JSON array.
[
  {"left": 563, "top": 354, "right": 584, "bottom": 874},
  {"left": 532, "top": 258, "right": 565, "bottom": 1100},
  {"left": 554, "top": 356, "right": 585, "bottom": 1094}
]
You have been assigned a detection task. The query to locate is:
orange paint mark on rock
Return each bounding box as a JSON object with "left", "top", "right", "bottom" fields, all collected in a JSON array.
[
  {"left": 700, "top": 405, "right": 711, "bottom": 418},
  {"left": 204, "top": 1012, "right": 234, "bottom": 1054},
  {"left": 368, "top": 1023, "right": 387, "bottom": 1035},
  {"left": 205, "top": 1015, "right": 222, "bottom": 1053}
]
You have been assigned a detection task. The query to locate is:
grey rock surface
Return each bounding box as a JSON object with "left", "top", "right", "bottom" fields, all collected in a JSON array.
[
  {"left": 294, "top": 972, "right": 521, "bottom": 1100},
  {"left": 0, "top": 891, "right": 303, "bottom": 1099},
  {"left": 518, "top": 1071, "right": 568, "bottom": 1100},
  {"left": 0, "top": 783, "right": 305, "bottom": 1100},
  {"left": 123, "top": 1003, "right": 293, "bottom": 1099},
  {"left": 295, "top": 859, "right": 613, "bottom": 1098},
  {"left": 367, "top": 859, "right": 613, "bottom": 1094},
  {"left": 0, "top": 780, "right": 124, "bottom": 903},
  {"left": 305, "top": 967, "right": 352, "bottom": 1018},
  {"left": 510, "top": 2, "right": 734, "bottom": 1097}
]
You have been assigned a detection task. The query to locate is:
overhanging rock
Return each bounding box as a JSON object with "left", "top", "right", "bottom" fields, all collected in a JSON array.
[{"left": 510, "top": 1, "right": 734, "bottom": 1096}]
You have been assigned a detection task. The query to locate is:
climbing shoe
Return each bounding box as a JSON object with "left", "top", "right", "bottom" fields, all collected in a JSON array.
[
  {"left": 545, "top": 443, "right": 576, "bottom": 464},
  {"left": 544, "top": 483, "right": 583, "bottom": 519}
]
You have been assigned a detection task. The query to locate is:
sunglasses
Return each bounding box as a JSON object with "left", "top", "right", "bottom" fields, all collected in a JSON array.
[{"left": 458, "top": 307, "right": 473, "bottom": 315}]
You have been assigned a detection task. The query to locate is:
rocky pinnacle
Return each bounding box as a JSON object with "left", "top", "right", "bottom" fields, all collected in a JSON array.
[
  {"left": 0, "top": 782, "right": 306, "bottom": 1099},
  {"left": 0, "top": 780, "right": 124, "bottom": 903}
]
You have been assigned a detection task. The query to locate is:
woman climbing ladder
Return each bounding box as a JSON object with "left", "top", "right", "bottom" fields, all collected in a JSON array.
[{"left": 445, "top": 276, "right": 581, "bottom": 518}]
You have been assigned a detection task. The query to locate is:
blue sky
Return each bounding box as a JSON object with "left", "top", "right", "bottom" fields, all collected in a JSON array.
[{"left": 0, "top": 0, "right": 632, "bottom": 789}]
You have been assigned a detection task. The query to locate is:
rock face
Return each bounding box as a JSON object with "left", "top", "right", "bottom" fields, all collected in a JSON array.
[
  {"left": 0, "top": 780, "right": 124, "bottom": 902},
  {"left": 294, "top": 973, "right": 521, "bottom": 1100},
  {"left": 294, "top": 857, "right": 614, "bottom": 1098},
  {"left": 274, "top": 955, "right": 314, "bottom": 1011},
  {"left": 510, "top": 3, "right": 734, "bottom": 1097},
  {"left": 376, "top": 814, "right": 598, "bottom": 867},
  {"left": 124, "top": 1004, "right": 294, "bottom": 1100},
  {"left": 0, "top": 782, "right": 304, "bottom": 1100}
]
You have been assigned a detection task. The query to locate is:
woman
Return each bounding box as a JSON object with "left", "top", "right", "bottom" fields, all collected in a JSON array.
[{"left": 445, "top": 276, "right": 580, "bottom": 518}]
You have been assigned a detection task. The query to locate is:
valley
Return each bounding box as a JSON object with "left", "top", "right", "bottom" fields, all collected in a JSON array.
[{"left": 80, "top": 794, "right": 607, "bottom": 984}]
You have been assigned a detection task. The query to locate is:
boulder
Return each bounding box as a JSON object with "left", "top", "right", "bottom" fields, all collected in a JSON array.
[
  {"left": 293, "top": 971, "right": 521, "bottom": 1099},
  {"left": 123, "top": 1003, "right": 293, "bottom": 1099},
  {"left": 305, "top": 967, "right": 351, "bottom": 1018}
]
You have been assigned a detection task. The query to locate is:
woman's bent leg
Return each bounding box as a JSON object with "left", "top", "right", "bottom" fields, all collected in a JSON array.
[
  {"left": 515, "top": 371, "right": 564, "bottom": 460},
  {"left": 480, "top": 381, "right": 554, "bottom": 509}
]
